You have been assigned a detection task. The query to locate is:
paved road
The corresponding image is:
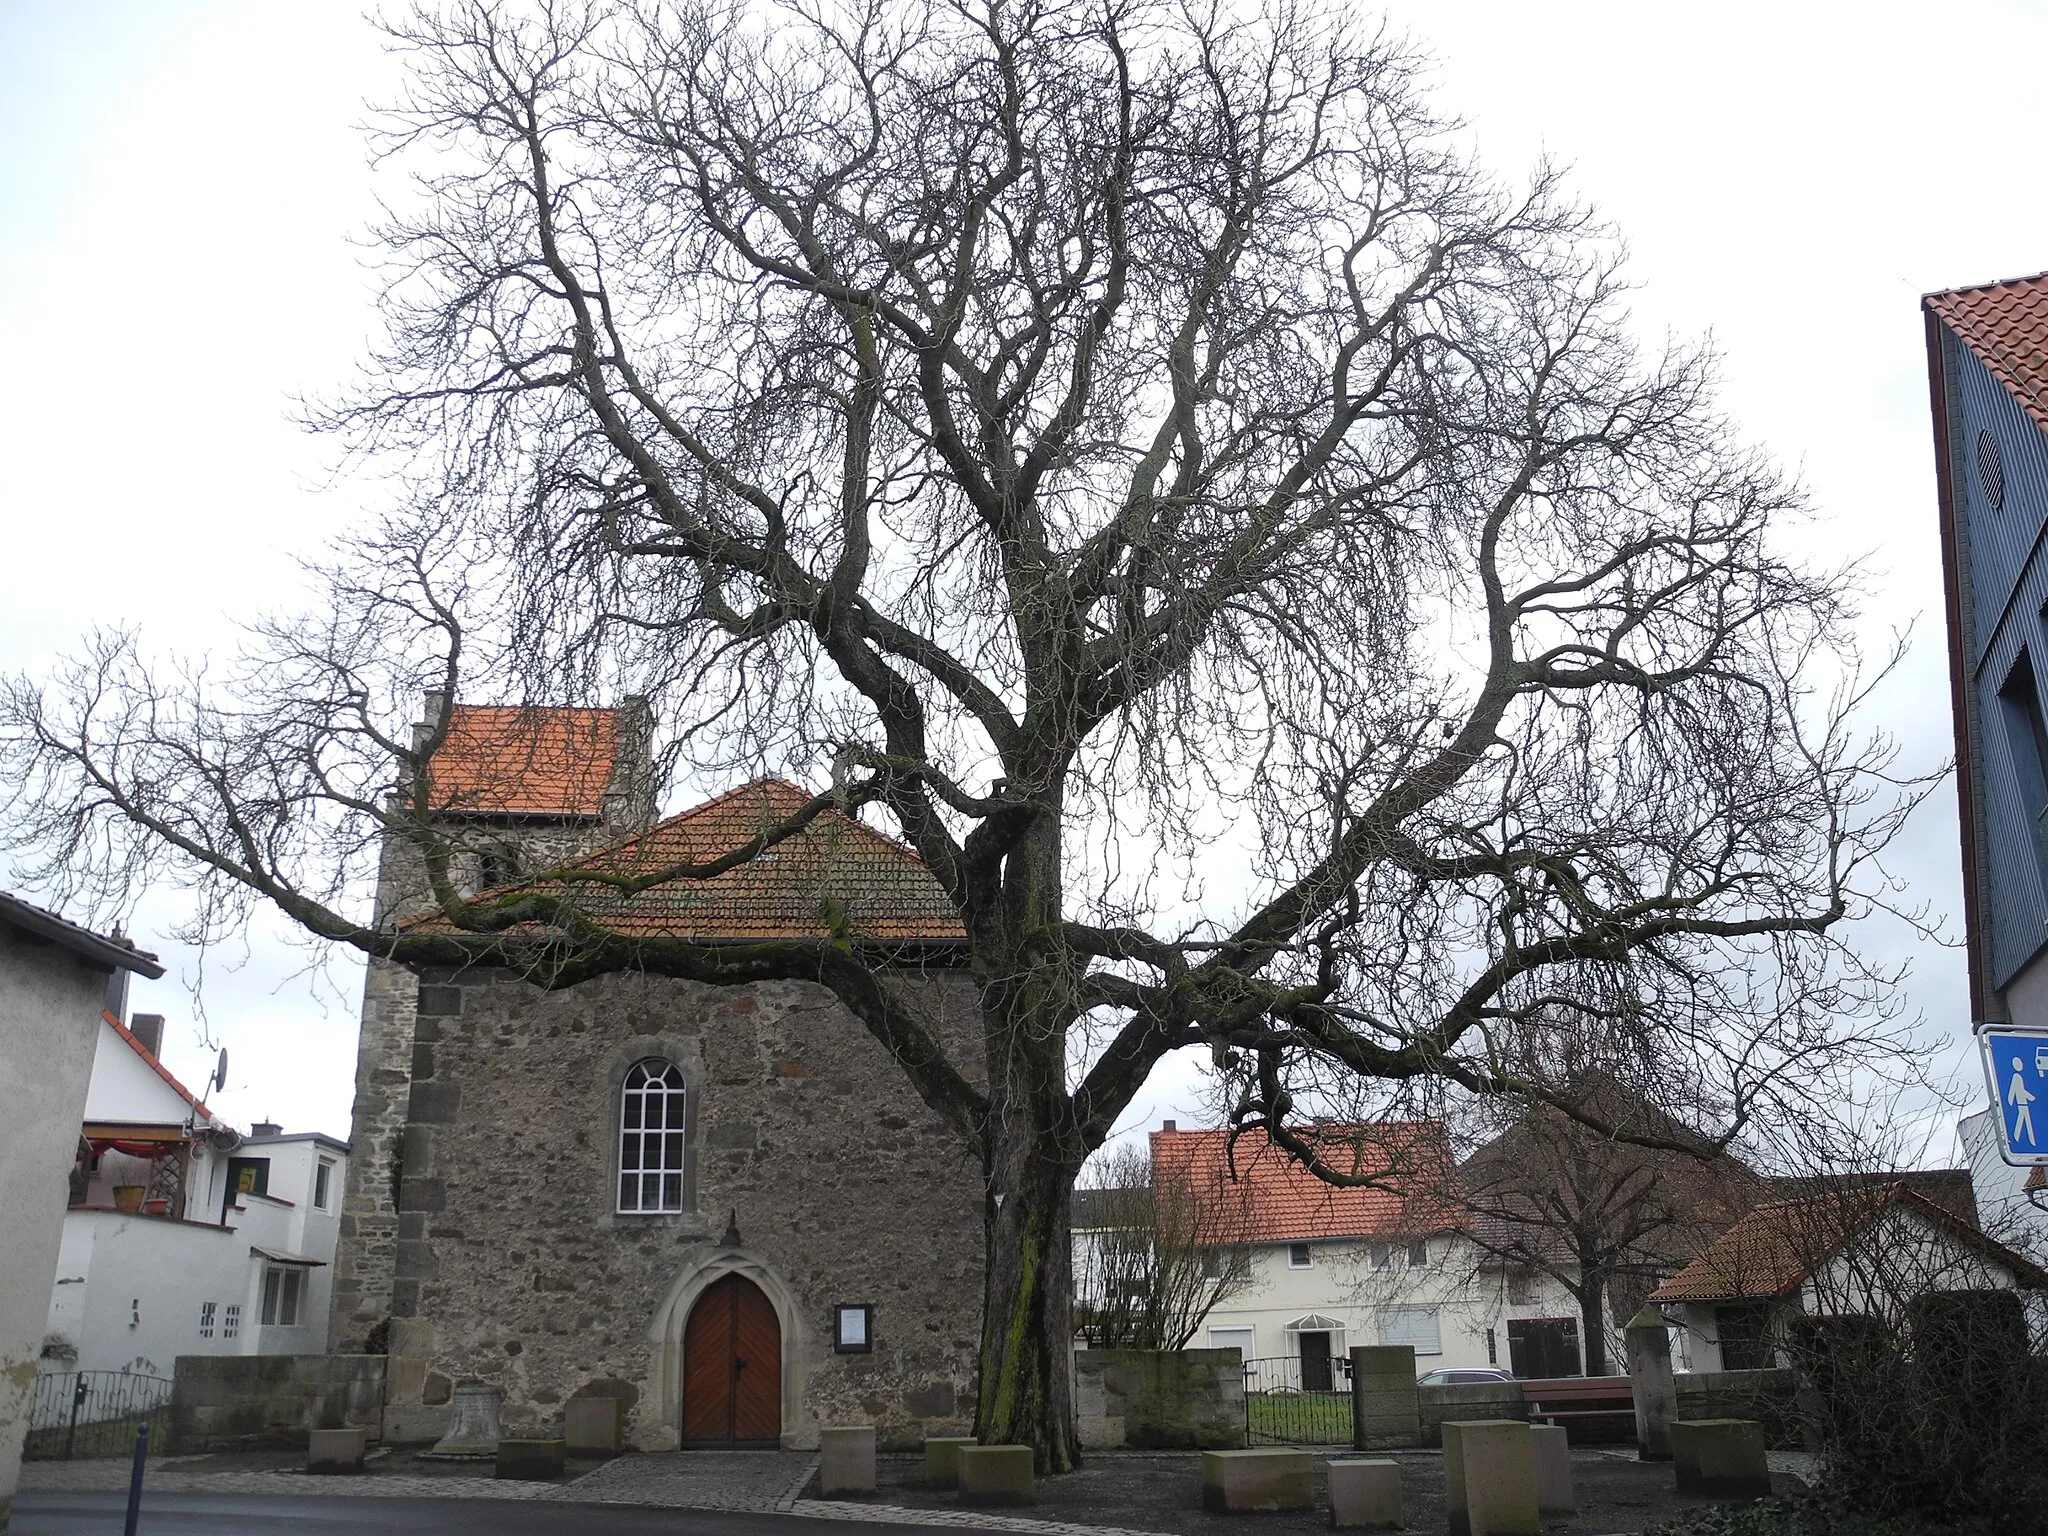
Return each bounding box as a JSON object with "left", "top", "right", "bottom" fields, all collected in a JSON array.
[{"left": 14, "top": 1492, "right": 1001, "bottom": 1536}]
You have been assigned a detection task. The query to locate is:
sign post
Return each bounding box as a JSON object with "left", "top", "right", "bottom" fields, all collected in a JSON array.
[{"left": 1977, "top": 1024, "right": 2048, "bottom": 1164}]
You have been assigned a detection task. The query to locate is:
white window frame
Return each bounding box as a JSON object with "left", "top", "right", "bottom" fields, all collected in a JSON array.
[
  {"left": 1288, "top": 1242, "right": 1313, "bottom": 1269},
  {"left": 314, "top": 1158, "right": 335, "bottom": 1211},
  {"left": 198, "top": 1301, "right": 216, "bottom": 1339},
  {"left": 222, "top": 1303, "right": 241, "bottom": 1340},
  {"left": 617, "top": 1059, "right": 691, "bottom": 1214},
  {"left": 260, "top": 1266, "right": 304, "bottom": 1327},
  {"left": 1378, "top": 1304, "right": 1442, "bottom": 1356},
  {"left": 1208, "top": 1325, "right": 1255, "bottom": 1363}
]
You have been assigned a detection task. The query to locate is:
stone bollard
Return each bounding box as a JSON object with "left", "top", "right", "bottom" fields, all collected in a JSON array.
[
  {"left": 1626, "top": 1305, "right": 1677, "bottom": 1461},
  {"left": 1530, "top": 1424, "right": 1573, "bottom": 1514},
  {"left": 1349, "top": 1345, "right": 1421, "bottom": 1450},
  {"left": 1443, "top": 1420, "right": 1539, "bottom": 1536},
  {"left": 819, "top": 1425, "right": 878, "bottom": 1496},
  {"left": 494, "top": 1438, "right": 566, "bottom": 1481},
  {"left": 1326, "top": 1458, "right": 1401, "bottom": 1529},
  {"left": 306, "top": 1428, "right": 368, "bottom": 1474},
  {"left": 564, "top": 1397, "right": 623, "bottom": 1456},
  {"left": 1201, "top": 1449, "right": 1314, "bottom": 1513},
  {"left": 957, "top": 1444, "right": 1036, "bottom": 1505},
  {"left": 924, "top": 1435, "right": 978, "bottom": 1488},
  {"left": 1672, "top": 1419, "right": 1771, "bottom": 1499}
]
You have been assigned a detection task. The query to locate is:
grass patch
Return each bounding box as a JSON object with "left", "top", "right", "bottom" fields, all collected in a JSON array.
[{"left": 1246, "top": 1390, "right": 1353, "bottom": 1444}]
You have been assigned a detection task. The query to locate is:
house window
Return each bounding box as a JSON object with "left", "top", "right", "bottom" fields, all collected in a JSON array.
[
  {"left": 2000, "top": 653, "right": 2048, "bottom": 863},
  {"left": 1715, "top": 1303, "right": 1773, "bottom": 1371},
  {"left": 618, "top": 1059, "right": 691, "bottom": 1214},
  {"left": 1379, "top": 1306, "right": 1443, "bottom": 1356},
  {"left": 1371, "top": 1244, "right": 1392, "bottom": 1270},
  {"left": 198, "top": 1301, "right": 216, "bottom": 1339},
  {"left": 260, "top": 1267, "right": 304, "bottom": 1327},
  {"left": 222, "top": 1304, "right": 240, "bottom": 1340},
  {"left": 1407, "top": 1239, "right": 1430, "bottom": 1267},
  {"left": 314, "top": 1159, "right": 334, "bottom": 1211},
  {"left": 1209, "top": 1325, "right": 1255, "bottom": 1364},
  {"left": 1288, "top": 1243, "right": 1313, "bottom": 1269}
]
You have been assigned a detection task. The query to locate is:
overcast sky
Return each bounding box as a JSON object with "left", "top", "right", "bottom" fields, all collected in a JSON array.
[{"left": 4, "top": 1, "right": 2045, "bottom": 1160}]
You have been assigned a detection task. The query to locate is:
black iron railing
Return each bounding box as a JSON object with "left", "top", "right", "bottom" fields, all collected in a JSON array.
[{"left": 23, "top": 1370, "right": 174, "bottom": 1461}]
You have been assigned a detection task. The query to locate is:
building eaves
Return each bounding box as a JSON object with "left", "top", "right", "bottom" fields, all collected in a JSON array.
[
  {"left": 1924, "top": 271, "right": 2048, "bottom": 436},
  {"left": 0, "top": 892, "right": 164, "bottom": 978}
]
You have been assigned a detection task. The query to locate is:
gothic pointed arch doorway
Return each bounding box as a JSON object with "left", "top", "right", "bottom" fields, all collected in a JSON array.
[{"left": 681, "top": 1272, "right": 782, "bottom": 1446}]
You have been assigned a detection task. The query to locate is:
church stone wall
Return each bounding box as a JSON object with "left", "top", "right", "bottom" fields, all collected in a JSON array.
[{"left": 380, "top": 965, "right": 984, "bottom": 1451}]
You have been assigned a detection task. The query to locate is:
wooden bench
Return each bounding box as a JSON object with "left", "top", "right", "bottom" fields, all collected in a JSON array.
[{"left": 1519, "top": 1376, "right": 1634, "bottom": 1437}]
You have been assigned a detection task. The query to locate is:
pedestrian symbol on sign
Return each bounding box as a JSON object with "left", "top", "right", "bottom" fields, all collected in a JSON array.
[{"left": 1980, "top": 1026, "right": 2048, "bottom": 1164}]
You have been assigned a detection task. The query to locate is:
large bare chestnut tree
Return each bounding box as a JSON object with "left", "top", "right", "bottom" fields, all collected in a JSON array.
[{"left": 3, "top": 0, "right": 1924, "bottom": 1466}]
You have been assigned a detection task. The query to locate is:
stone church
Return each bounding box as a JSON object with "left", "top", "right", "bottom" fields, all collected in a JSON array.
[{"left": 331, "top": 697, "right": 985, "bottom": 1449}]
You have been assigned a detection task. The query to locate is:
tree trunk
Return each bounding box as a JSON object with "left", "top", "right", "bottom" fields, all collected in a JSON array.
[
  {"left": 975, "top": 1120, "right": 1081, "bottom": 1471},
  {"left": 1579, "top": 1266, "right": 1609, "bottom": 1377}
]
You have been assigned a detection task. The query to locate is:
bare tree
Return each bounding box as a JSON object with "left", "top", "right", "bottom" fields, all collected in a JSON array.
[
  {"left": 1074, "top": 1143, "right": 1257, "bottom": 1352},
  {"left": 0, "top": 0, "right": 1927, "bottom": 1466},
  {"left": 1454, "top": 1071, "right": 1763, "bottom": 1376}
]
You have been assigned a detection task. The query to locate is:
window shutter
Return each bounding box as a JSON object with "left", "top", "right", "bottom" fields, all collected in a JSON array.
[{"left": 1379, "top": 1305, "right": 1442, "bottom": 1355}]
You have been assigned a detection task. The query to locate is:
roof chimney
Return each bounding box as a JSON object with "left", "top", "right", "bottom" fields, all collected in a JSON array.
[
  {"left": 250, "top": 1120, "right": 283, "bottom": 1139},
  {"left": 1163, "top": 1119, "right": 1177, "bottom": 1133},
  {"left": 104, "top": 968, "right": 130, "bottom": 1023},
  {"left": 128, "top": 1013, "right": 166, "bottom": 1058}
]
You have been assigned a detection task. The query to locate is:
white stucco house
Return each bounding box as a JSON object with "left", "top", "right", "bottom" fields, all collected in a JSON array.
[
  {"left": 1960, "top": 1108, "right": 2048, "bottom": 1265},
  {"left": 1651, "top": 1182, "right": 2048, "bottom": 1371},
  {"left": 1125, "top": 1123, "right": 1584, "bottom": 1386},
  {"left": 0, "top": 894, "right": 162, "bottom": 1533},
  {"left": 37, "top": 1002, "right": 351, "bottom": 1386}
]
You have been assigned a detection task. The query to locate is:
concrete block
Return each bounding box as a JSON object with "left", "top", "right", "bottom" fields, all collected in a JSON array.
[
  {"left": 1326, "top": 1459, "right": 1401, "bottom": 1528},
  {"left": 306, "top": 1428, "right": 368, "bottom": 1474},
  {"left": 1349, "top": 1346, "right": 1421, "bottom": 1449},
  {"left": 956, "top": 1443, "right": 1036, "bottom": 1505},
  {"left": 494, "top": 1438, "right": 566, "bottom": 1481},
  {"left": 1201, "top": 1448, "right": 1314, "bottom": 1513},
  {"left": 924, "top": 1435, "right": 979, "bottom": 1487},
  {"left": 1530, "top": 1424, "right": 1573, "bottom": 1514},
  {"left": 1443, "top": 1420, "right": 1539, "bottom": 1536},
  {"left": 1626, "top": 1305, "right": 1677, "bottom": 1461},
  {"left": 819, "top": 1425, "right": 878, "bottom": 1496},
  {"left": 1672, "top": 1419, "right": 1771, "bottom": 1499},
  {"left": 563, "top": 1397, "right": 622, "bottom": 1456}
]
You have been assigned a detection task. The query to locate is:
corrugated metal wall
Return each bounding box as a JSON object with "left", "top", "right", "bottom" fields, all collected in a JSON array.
[{"left": 1951, "top": 334, "right": 2048, "bottom": 986}]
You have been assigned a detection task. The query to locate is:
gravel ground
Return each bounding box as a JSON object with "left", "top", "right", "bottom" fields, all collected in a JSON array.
[{"left": 822, "top": 1448, "right": 1806, "bottom": 1536}]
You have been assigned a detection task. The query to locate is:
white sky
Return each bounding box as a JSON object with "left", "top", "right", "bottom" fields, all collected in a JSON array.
[{"left": 3, "top": 1, "right": 2045, "bottom": 1160}]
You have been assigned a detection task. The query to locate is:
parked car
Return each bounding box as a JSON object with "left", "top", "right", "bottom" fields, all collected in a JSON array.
[{"left": 1416, "top": 1367, "right": 1515, "bottom": 1386}]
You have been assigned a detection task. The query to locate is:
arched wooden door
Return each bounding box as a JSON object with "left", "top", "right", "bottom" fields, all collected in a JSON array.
[{"left": 681, "top": 1273, "right": 782, "bottom": 1447}]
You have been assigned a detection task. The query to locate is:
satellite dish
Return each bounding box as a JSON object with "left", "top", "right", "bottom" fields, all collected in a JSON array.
[{"left": 211, "top": 1048, "right": 229, "bottom": 1094}]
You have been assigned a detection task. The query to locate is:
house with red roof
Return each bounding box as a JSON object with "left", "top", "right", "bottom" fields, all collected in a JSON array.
[
  {"left": 1108, "top": 1122, "right": 1583, "bottom": 1386},
  {"left": 333, "top": 695, "right": 983, "bottom": 1453},
  {"left": 1650, "top": 1183, "right": 2048, "bottom": 1373}
]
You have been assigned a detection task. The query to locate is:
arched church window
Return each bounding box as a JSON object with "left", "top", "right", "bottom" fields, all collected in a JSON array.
[{"left": 618, "top": 1059, "right": 691, "bottom": 1213}]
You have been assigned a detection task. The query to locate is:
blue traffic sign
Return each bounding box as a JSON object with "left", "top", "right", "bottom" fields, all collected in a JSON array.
[{"left": 1978, "top": 1025, "right": 2048, "bottom": 1164}]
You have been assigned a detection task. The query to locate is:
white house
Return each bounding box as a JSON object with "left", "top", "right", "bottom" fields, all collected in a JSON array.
[
  {"left": 1960, "top": 1108, "right": 2048, "bottom": 1264},
  {"left": 0, "top": 895, "right": 162, "bottom": 1532},
  {"left": 1652, "top": 1183, "right": 2048, "bottom": 1371},
  {"left": 1139, "top": 1123, "right": 1583, "bottom": 1384},
  {"left": 38, "top": 1002, "right": 350, "bottom": 1384}
]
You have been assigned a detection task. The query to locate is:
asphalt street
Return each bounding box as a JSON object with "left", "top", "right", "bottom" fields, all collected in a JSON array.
[{"left": 13, "top": 1493, "right": 995, "bottom": 1536}]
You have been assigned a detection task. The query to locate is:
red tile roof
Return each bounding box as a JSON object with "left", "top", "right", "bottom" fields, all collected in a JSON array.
[
  {"left": 101, "top": 1009, "right": 215, "bottom": 1123},
  {"left": 1925, "top": 272, "right": 2048, "bottom": 433},
  {"left": 1147, "top": 1123, "right": 1455, "bottom": 1244},
  {"left": 427, "top": 705, "right": 623, "bottom": 817},
  {"left": 409, "top": 778, "right": 964, "bottom": 944},
  {"left": 1650, "top": 1183, "right": 2048, "bottom": 1304}
]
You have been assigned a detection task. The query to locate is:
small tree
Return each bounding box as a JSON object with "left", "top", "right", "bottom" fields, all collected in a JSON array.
[
  {"left": 1075, "top": 1143, "right": 1257, "bottom": 1351},
  {"left": 1455, "top": 1072, "right": 1762, "bottom": 1375}
]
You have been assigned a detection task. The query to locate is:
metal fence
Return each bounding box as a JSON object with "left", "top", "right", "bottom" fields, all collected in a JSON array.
[
  {"left": 23, "top": 1370, "right": 173, "bottom": 1461},
  {"left": 1243, "top": 1354, "right": 1354, "bottom": 1445}
]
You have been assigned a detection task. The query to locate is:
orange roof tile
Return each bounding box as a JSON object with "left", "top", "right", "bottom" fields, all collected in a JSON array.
[
  {"left": 410, "top": 778, "right": 964, "bottom": 944},
  {"left": 1147, "top": 1123, "right": 1455, "bottom": 1244},
  {"left": 427, "top": 705, "right": 622, "bottom": 817},
  {"left": 1925, "top": 271, "right": 2048, "bottom": 434},
  {"left": 1650, "top": 1183, "right": 2048, "bottom": 1304}
]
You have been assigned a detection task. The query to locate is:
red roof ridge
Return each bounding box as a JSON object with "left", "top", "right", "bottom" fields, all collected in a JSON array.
[{"left": 102, "top": 1008, "right": 215, "bottom": 1123}]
